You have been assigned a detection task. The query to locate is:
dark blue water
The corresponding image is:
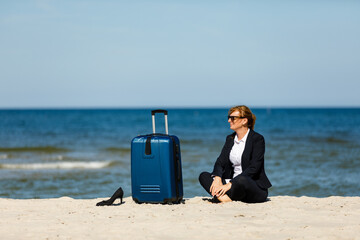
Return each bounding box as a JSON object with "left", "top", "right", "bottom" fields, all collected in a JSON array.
[{"left": 0, "top": 108, "right": 359, "bottom": 199}]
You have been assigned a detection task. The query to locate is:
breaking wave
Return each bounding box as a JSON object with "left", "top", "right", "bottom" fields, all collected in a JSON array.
[{"left": 0, "top": 161, "right": 112, "bottom": 170}]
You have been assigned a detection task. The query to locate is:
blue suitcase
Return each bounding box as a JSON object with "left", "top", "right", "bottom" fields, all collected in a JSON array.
[{"left": 131, "top": 110, "right": 183, "bottom": 204}]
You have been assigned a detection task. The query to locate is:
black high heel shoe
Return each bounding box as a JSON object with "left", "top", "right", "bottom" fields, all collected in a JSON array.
[{"left": 96, "top": 187, "right": 124, "bottom": 206}]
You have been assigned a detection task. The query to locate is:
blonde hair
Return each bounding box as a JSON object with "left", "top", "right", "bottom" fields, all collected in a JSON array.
[{"left": 228, "top": 105, "right": 256, "bottom": 130}]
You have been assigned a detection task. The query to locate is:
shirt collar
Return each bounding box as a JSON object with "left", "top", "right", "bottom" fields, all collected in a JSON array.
[{"left": 234, "top": 129, "right": 250, "bottom": 144}]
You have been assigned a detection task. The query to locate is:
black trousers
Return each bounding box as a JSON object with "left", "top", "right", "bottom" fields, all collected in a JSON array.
[{"left": 199, "top": 172, "right": 268, "bottom": 203}]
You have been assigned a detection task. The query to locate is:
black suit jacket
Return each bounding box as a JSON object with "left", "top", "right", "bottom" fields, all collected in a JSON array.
[{"left": 211, "top": 129, "right": 272, "bottom": 189}]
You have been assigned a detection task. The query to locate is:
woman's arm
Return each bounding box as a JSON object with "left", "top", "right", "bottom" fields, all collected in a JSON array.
[{"left": 211, "top": 135, "right": 232, "bottom": 177}]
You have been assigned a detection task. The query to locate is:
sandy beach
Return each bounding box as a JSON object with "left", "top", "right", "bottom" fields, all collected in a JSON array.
[{"left": 0, "top": 196, "right": 359, "bottom": 240}]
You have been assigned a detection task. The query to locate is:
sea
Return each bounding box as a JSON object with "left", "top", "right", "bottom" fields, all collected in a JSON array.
[{"left": 0, "top": 108, "right": 359, "bottom": 199}]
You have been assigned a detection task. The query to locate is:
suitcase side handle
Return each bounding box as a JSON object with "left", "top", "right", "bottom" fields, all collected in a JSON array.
[{"left": 151, "top": 109, "right": 169, "bottom": 135}]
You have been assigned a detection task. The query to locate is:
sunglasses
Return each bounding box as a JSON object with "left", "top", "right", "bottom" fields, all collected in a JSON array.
[{"left": 228, "top": 115, "right": 246, "bottom": 121}]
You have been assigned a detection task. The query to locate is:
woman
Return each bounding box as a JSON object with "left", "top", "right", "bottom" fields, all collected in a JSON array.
[{"left": 199, "top": 105, "right": 271, "bottom": 203}]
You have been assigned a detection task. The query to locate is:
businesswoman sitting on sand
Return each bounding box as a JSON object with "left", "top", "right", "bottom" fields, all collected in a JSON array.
[{"left": 199, "top": 105, "right": 272, "bottom": 203}]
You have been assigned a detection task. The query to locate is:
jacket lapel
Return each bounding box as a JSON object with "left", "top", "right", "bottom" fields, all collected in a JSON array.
[{"left": 241, "top": 129, "right": 254, "bottom": 164}]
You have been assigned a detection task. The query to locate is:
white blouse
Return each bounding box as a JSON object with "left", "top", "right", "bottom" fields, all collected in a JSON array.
[{"left": 226, "top": 129, "right": 250, "bottom": 183}]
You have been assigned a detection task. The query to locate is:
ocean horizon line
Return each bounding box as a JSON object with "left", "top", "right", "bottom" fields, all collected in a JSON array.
[{"left": 0, "top": 106, "right": 359, "bottom": 110}]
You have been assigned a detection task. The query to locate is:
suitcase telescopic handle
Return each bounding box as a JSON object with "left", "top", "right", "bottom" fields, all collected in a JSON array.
[
  {"left": 151, "top": 109, "right": 169, "bottom": 135},
  {"left": 151, "top": 110, "right": 168, "bottom": 115}
]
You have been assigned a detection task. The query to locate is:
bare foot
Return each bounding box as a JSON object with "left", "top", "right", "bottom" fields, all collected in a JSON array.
[{"left": 217, "top": 194, "right": 232, "bottom": 203}]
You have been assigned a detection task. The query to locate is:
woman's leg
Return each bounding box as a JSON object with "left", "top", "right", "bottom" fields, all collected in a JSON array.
[
  {"left": 198, "top": 172, "right": 214, "bottom": 195},
  {"left": 199, "top": 172, "right": 232, "bottom": 202},
  {"left": 230, "top": 175, "right": 268, "bottom": 203}
]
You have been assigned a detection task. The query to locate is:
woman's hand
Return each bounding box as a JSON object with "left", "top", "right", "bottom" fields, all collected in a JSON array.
[
  {"left": 210, "top": 176, "right": 222, "bottom": 196},
  {"left": 215, "top": 182, "right": 232, "bottom": 198}
]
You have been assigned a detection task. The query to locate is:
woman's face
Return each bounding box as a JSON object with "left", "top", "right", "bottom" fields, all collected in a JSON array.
[{"left": 228, "top": 110, "right": 247, "bottom": 131}]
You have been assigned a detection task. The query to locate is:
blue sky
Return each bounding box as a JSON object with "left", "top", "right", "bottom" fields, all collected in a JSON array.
[{"left": 1, "top": 0, "right": 359, "bottom": 108}]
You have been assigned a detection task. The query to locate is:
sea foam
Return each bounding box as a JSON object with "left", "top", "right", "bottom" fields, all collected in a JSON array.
[{"left": 0, "top": 161, "right": 111, "bottom": 170}]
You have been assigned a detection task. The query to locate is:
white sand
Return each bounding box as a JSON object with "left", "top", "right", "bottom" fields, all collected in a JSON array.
[{"left": 0, "top": 196, "right": 359, "bottom": 240}]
